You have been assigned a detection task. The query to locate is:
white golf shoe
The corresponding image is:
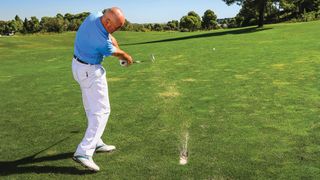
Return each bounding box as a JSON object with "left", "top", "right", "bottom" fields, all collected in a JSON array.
[
  {"left": 95, "top": 144, "right": 116, "bottom": 153},
  {"left": 72, "top": 155, "right": 100, "bottom": 172}
]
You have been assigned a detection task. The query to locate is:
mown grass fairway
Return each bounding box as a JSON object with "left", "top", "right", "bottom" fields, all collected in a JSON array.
[{"left": 0, "top": 21, "right": 320, "bottom": 179}]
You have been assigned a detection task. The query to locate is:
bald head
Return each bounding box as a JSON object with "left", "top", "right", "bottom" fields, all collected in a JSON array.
[{"left": 101, "top": 7, "right": 125, "bottom": 33}]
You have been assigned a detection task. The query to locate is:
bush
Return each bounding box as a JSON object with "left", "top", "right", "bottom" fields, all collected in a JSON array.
[
  {"left": 180, "top": 28, "right": 189, "bottom": 32},
  {"left": 140, "top": 28, "right": 150, "bottom": 32},
  {"left": 301, "top": 11, "right": 318, "bottom": 22},
  {"left": 288, "top": 11, "right": 319, "bottom": 23},
  {"left": 289, "top": 18, "right": 298, "bottom": 23}
]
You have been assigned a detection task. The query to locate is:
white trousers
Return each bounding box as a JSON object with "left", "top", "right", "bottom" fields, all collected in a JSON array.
[{"left": 72, "top": 58, "right": 111, "bottom": 156}]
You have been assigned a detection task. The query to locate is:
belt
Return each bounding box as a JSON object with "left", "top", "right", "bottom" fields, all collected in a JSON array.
[{"left": 73, "top": 55, "right": 90, "bottom": 65}]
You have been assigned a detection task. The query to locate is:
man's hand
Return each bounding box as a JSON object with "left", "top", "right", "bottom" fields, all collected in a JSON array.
[
  {"left": 122, "top": 53, "right": 133, "bottom": 64},
  {"left": 112, "top": 49, "right": 133, "bottom": 65}
]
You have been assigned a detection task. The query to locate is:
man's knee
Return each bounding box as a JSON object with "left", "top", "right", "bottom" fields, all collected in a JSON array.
[{"left": 91, "top": 106, "right": 111, "bottom": 116}]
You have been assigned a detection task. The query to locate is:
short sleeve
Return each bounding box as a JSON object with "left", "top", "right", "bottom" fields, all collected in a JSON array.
[{"left": 101, "top": 40, "right": 117, "bottom": 57}]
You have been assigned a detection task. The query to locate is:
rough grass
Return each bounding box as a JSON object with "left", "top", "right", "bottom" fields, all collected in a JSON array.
[{"left": 0, "top": 21, "right": 319, "bottom": 179}]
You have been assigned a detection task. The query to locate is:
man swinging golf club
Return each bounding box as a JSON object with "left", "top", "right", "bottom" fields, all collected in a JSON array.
[{"left": 71, "top": 7, "right": 132, "bottom": 171}]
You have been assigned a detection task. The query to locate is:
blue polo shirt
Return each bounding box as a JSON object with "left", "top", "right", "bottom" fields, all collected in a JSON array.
[{"left": 74, "top": 12, "right": 117, "bottom": 64}]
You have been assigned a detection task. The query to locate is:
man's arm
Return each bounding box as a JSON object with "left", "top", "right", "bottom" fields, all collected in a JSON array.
[
  {"left": 112, "top": 49, "right": 133, "bottom": 64},
  {"left": 110, "top": 34, "right": 119, "bottom": 48},
  {"left": 110, "top": 34, "right": 133, "bottom": 64}
]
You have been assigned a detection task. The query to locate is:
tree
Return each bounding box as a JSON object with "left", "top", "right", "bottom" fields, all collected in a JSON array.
[
  {"left": 1, "top": 12, "right": 90, "bottom": 34},
  {"left": 228, "top": 18, "right": 238, "bottom": 28},
  {"left": 166, "top": 20, "right": 179, "bottom": 31},
  {"left": 120, "top": 19, "right": 133, "bottom": 31},
  {"left": 22, "top": 18, "right": 30, "bottom": 33},
  {"left": 74, "top": 12, "right": 90, "bottom": 22},
  {"left": 0, "top": 21, "right": 10, "bottom": 35},
  {"left": 280, "top": 0, "right": 320, "bottom": 14},
  {"left": 223, "top": 0, "right": 275, "bottom": 27},
  {"left": 274, "top": 0, "right": 320, "bottom": 21},
  {"left": 68, "top": 19, "right": 82, "bottom": 31},
  {"left": 144, "top": 23, "right": 153, "bottom": 31},
  {"left": 40, "top": 17, "right": 64, "bottom": 33},
  {"left": 188, "top": 11, "right": 202, "bottom": 20},
  {"left": 153, "top": 23, "right": 164, "bottom": 31},
  {"left": 7, "top": 20, "right": 17, "bottom": 33},
  {"left": 56, "top": 13, "right": 64, "bottom": 19},
  {"left": 64, "top": 13, "right": 74, "bottom": 22},
  {"left": 13, "top": 15, "right": 23, "bottom": 32},
  {"left": 202, "top": 9, "right": 218, "bottom": 30},
  {"left": 235, "top": 0, "right": 260, "bottom": 26},
  {"left": 130, "top": 23, "right": 145, "bottom": 31},
  {"left": 180, "top": 11, "right": 201, "bottom": 31},
  {"left": 29, "top": 16, "right": 41, "bottom": 33},
  {"left": 0, "top": 21, "right": 6, "bottom": 34},
  {"left": 64, "top": 13, "right": 81, "bottom": 31}
]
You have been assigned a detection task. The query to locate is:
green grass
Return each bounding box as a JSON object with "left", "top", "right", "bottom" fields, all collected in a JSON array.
[{"left": 0, "top": 21, "right": 319, "bottom": 179}]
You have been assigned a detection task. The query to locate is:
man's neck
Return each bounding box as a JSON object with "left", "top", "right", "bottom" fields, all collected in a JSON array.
[{"left": 100, "top": 16, "right": 110, "bottom": 33}]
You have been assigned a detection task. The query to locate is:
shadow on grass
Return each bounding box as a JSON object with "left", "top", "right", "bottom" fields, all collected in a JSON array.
[
  {"left": 0, "top": 131, "right": 94, "bottom": 176},
  {"left": 122, "top": 27, "right": 273, "bottom": 46},
  {"left": 0, "top": 153, "right": 94, "bottom": 175}
]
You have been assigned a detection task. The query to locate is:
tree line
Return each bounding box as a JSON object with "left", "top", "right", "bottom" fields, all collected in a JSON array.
[
  {"left": 223, "top": 0, "right": 320, "bottom": 27},
  {"left": 0, "top": 0, "right": 319, "bottom": 35},
  {"left": 0, "top": 12, "right": 89, "bottom": 35},
  {"left": 0, "top": 10, "right": 220, "bottom": 35},
  {"left": 120, "top": 10, "right": 220, "bottom": 32}
]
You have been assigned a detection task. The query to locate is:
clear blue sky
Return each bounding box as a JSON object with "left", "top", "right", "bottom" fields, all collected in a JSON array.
[{"left": 0, "top": 0, "right": 241, "bottom": 23}]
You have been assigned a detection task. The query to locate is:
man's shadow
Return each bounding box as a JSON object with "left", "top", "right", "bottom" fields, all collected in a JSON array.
[{"left": 0, "top": 131, "right": 95, "bottom": 176}]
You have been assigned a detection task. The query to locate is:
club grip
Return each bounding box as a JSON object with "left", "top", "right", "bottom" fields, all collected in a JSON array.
[{"left": 119, "top": 59, "right": 128, "bottom": 67}]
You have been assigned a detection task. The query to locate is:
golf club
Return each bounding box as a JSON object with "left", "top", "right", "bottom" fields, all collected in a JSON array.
[{"left": 120, "top": 54, "right": 155, "bottom": 67}]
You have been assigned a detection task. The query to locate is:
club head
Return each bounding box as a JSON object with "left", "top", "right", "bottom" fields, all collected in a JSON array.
[
  {"left": 121, "top": 54, "right": 155, "bottom": 67},
  {"left": 120, "top": 60, "right": 143, "bottom": 66}
]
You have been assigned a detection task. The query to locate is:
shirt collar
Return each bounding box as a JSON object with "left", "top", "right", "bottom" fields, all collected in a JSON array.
[{"left": 96, "top": 16, "right": 109, "bottom": 36}]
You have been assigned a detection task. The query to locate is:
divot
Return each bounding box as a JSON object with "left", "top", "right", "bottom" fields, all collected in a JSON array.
[
  {"left": 151, "top": 54, "right": 155, "bottom": 62},
  {"left": 179, "top": 131, "right": 189, "bottom": 165}
]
